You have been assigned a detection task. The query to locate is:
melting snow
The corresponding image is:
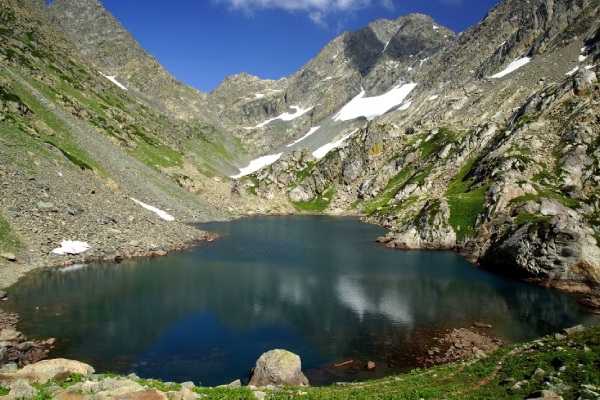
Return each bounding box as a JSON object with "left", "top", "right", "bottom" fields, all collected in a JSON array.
[
  {"left": 131, "top": 198, "right": 175, "bottom": 221},
  {"left": 433, "top": 25, "right": 439, "bottom": 30},
  {"left": 333, "top": 83, "right": 417, "bottom": 122},
  {"left": 287, "top": 126, "right": 321, "bottom": 147},
  {"left": 579, "top": 55, "right": 588, "bottom": 62},
  {"left": 246, "top": 106, "right": 313, "bottom": 129},
  {"left": 399, "top": 101, "right": 412, "bottom": 110},
  {"left": 323, "top": 76, "right": 333, "bottom": 81},
  {"left": 428, "top": 95, "right": 439, "bottom": 101},
  {"left": 99, "top": 72, "right": 128, "bottom": 91},
  {"left": 313, "top": 130, "right": 358, "bottom": 159},
  {"left": 230, "top": 153, "right": 283, "bottom": 178},
  {"left": 491, "top": 57, "right": 531, "bottom": 78},
  {"left": 382, "top": 41, "right": 390, "bottom": 53},
  {"left": 254, "top": 93, "right": 265, "bottom": 99},
  {"left": 566, "top": 67, "right": 579, "bottom": 76},
  {"left": 53, "top": 240, "right": 90, "bottom": 255}
]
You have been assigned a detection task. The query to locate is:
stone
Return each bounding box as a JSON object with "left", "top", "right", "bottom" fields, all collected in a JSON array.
[
  {"left": 0, "top": 254, "right": 16, "bottom": 262},
  {"left": 226, "top": 379, "right": 241, "bottom": 388},
  {"left": 112, "top": 389, "right": 168, "bottom": 400},
  {"left": 54, "top": 391, "right": 88, "bottom": 400},
  {"left": 473, "top": 322, "right": 492, "bottom": 328},
  {"left": 8, "top": 379, "right": 39, "bottom": 399},
  {"left": 248, "top": 349, "right": 309, "bottom": 387},
  {"left": 36, "top": 202, "right": 55, "bottom": 212},
  {"left": 14, "top": 358, "right": 94, "bottom": 384},
  {"left": 525, "top": 389, "right": 563, "bottom": 399},
  {"left": 366, "top": 361, "right": 376, "bottom": 370},
  {"left": 0, "top": 291, "right": 7, "bottom": 300},
  {"left": 562, "top": 325, "right": 585, "bottom": 336},
  {"left": 531, "top": 368, "right": 546, "bottom": 379},
  {"left": 253, "top": 391, "right": 266, "bottom": 400},
  {"left": 0, "top": 328, "right": 25, "bottom": 343},
  {"left": 180, "top": 382, "right": 195, "bottom": 390},
  {"left": 166, "top": 388, "right": 197, "bottom": 400}
]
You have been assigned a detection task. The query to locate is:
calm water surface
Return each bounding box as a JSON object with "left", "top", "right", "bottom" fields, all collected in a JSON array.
[{"left": 5, "top": 216, "right": 599, "bottom": 386}]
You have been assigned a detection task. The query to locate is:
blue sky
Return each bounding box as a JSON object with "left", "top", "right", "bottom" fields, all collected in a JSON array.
[{"left": 94, "top": 0, "right": 501, "bottom": 93}]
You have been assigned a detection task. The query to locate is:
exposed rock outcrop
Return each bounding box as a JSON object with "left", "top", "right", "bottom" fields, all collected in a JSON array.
[{"left": 248, "top": 349, "right": 309, "bottom": 387}]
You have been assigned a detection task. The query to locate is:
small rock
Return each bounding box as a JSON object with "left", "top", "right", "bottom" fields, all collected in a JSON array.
[
  {"left": 9, "top": 379, "right": 39, "bottom": 399},
  {"left": 151, "top": 250, "right": 168, "bottom": 257},
  {"left": 581, "top": 389, "right": 600, "bottom": 398},
  {"left": 0, "top": 253, "right": 16, "bottom": 262},
  {"left": 531, "top": 368, "right": 546, "bottom": 379},
  {"left": 36, "top": 202, "right": 55, "bottom": 212},
  {"left": 562, "top": 325, "right": 585, "bottom": 336},
  {"left": 526, "top": 389, "right": 562, "bottom": 399},
  {"left": 0, "top": 291, "right": 7, "bottom": 300},
  {"left": 180, "top": 382, "right": 195, "bottom": 390},
  {"left": 226, "top": 379, "right": 241, "bottom": 388},
  {"left": 248, "top": 349, "right": 309, "bottom": 387},
  {"left": 253, "top": 391, "right": 266, "bottom": 400},
  {"left": 366, "top": 361, "right": 376, "bottom": 370},
  {"left": 473, "top": 322, "right": 493, "bottom": 328}
]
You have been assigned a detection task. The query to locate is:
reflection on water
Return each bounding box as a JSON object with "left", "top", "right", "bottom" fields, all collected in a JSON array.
[{"left": 5, "top": 215, "right": 599, "bottom": 386}]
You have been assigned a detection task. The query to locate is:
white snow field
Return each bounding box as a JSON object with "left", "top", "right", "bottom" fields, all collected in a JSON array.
[
  {"left": 53, "top": 240, "right": 91, "bottom": 255},
  {"left": 313, "top": 129, "right": 358, "bottom": 159},
  {"left": 131, "top": 198, "right": 175, "bottom": 221},
  {"left": 491, "top": 57, "right": 531, "bottom": 78},
  {"left": 333, "top": 83, "right": 417, "bottom": 122},
  {"left": 99, "top": 72, "right": 128, "bottom": 90},
  {"left": 287, "top": 126, "right": 321, "bottom": 147},
  {"left": 230, "top": 153, "right": 283, "bottom": 179},
  {"left": 246, "top": 106, "right": 313, "bottom": 129}
]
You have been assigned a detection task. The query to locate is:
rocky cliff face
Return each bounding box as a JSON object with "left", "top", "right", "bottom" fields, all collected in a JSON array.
[{"left": 46, "top": 0, "right": 212, "bottom": 120}]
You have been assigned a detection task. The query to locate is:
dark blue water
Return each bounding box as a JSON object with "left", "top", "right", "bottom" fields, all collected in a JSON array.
[{"left": 4, "top": 216, "right": 599, "bottom": 386}]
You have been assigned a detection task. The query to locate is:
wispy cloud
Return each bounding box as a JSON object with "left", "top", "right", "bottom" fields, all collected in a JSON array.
[{"left": 213, "top": 0, "right": 395, "bottom": 24}]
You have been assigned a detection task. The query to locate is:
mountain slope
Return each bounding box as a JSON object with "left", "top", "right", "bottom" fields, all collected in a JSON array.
[{"left": 247, "top": 0, "right": 600, "bottom": 298}]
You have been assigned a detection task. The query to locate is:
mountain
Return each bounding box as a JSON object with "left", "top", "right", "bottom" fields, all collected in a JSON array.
[{"left": 0, "top": 0, "right": 599, "bottom": 306}]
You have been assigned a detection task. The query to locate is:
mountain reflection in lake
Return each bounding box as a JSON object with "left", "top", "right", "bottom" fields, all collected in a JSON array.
[{"left": 5, "top": 216, "right": 599, "bottom": 386}]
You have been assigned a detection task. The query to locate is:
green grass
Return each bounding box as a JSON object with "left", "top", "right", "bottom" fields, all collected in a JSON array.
[
  {"left": 446, "top": 185, "right": 488, "bottom": 241},
  {"left": 292, "top": 187, "right": 335, "bottom": 212},
  {"left": 444, "top": 157, "right": 487, "bottom": 241},
  {"left": 0, "top": 214, "right": 21, "bottom": 253},
  {"left": 514, "top": 212, "right": 552, "bottom": 227},
  {"left": 362, "top": 167, "right": 414, "bottom": 214},
  {"left": 4, "top": 324, "right": 600, "bottom": 399}
]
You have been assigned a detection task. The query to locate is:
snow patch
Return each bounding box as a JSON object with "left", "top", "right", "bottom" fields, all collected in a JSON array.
[
  {"left": 246, "top": 106, "right": 313, "bottom": 129},
  {"left": 579, "top": 54, "right": 587, "bottom": 62},
  {"left": 99, "top": 72, "right": 128, "bottom": 91},
  {"left": 287, "top": 126, "right": 321, "bottom": 147},
  {"left": 433, "top": 25, "right": 439, "bottom": 30},
  {"left": 53, "top": 240, "right": 90, "bottom": 255},
  {"left": 230, "top": 153, "right": 283, "bottom": 178},
  {"left": 399, "top": 101, "right": 412, "bottom": 110},
  {"left": 131, "top": 198, "right": 174, "bottom": 221},
  {"left": 313, "top": 130, "right": 358, "bottom": 159},
  {"left": 382, "top": 41, "right": 390, "bottom": 53},
  {"left": 491, "top": 57, "right": 531, "bottom": 78},
  {"left": 333, "top": 83, "right": 417, "bottom": 122},
  {"left": 254, "top": 93, "right": 265, "bottom": 99},
  {"left": 428, "top": 95, "right": 439, "bottom": 101},
  {"left": 566, "top": 67, "right": 579, "bottom": 76},
  {"left": 323, "top": 76, "right": 333, "bottom": 81}
]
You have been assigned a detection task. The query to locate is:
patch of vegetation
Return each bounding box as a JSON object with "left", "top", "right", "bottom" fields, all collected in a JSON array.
[
  {"left": 44, "top": 141, "right": 93, "bottom": 170},
  {"left": 420, "top": 127, "right": 460, "bottom": 159},
  {"left": 295, "top": 162, "right": 316, "bottom": 184},
  {"left": 515, "top": 114, "right": 537, "bottom": 128},
  {"left": 509, "top": 187, "right": 579, "bottom": 209},
  {"left": 292, "top": 187, "right": 335, "bottom": 212},
  {"left": 0, "top": 214, "right": 21, "bottom": 253},
  {"left": 444, "top": 157, "right": 487, "bottom": 241},
  {"left": 362, "top": 167, "right": 414, "bottom": 214},
  {"left": 447, "top": 185, "right": 488, "bottom": 241},
  {"left": 514, "top": 212, "right": 552, "bottom": 227}
]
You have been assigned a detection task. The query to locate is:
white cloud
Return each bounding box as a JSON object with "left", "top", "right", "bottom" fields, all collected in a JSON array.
[{"left": 214, "top": 0, "right": 394, "bottom": 22}]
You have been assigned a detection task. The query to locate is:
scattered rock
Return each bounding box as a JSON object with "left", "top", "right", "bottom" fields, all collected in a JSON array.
[
  {"left": 252, "top": 391, "right": 266, "bottom": 400},
  {"left": 0, "top": 291, "right": 7, "bottom": 300},
  {"left": 366, "top": 361, "right": 376, "bottom": 370},
  {"left": 526, "top": 389, "right": 563, "bottom": 399},
  {"left": 248, "top": 349, "right": 309, "bottom": 387},
  {"left": 0, "top": 253, "right": 16, "bottom": 262},
  {"left": 562, "top": 325, "right": 585, "bottom": 336},
  {"left": 8, "top": 378, "right": 39, "bottom": 399},
  {"left": 472, "top": 322, "right": 492, "bottom": 329},
  {"left": 12, "top": 358, "right": 94, "bottom": 384}
]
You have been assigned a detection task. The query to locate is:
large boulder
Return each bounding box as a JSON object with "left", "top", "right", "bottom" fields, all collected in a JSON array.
[
  {"left": 248, "top": 349, "right": 308, "bottom": 387},
  {"left": 12, "top": 358, "right": 94, "bottom": 384}
]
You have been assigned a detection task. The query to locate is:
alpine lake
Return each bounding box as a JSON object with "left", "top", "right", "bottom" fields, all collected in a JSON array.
[{"left": 4, "top": 215, "right": 600, "bottom": 386}]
